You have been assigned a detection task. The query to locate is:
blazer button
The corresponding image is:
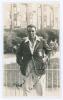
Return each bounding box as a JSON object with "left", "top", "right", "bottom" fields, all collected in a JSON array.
[
  {"left": 39, "top": 51, "right": 42, "bottom": 57},
  {"left": 22, "top": 56, "right": 23, "bottom": 60}
]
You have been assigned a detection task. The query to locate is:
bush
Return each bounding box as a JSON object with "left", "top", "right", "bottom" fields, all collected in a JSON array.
[
  {"left": 37, "top": 29, "right": 59, "bottom": 44},
  {"left": 4, "top": 28, "right": 27, "bottom": 53},
  {"left": 4, "top": 29, "right": 16, "bottom": 53}
]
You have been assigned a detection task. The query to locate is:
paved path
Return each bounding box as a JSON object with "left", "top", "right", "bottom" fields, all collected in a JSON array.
[
  {"left": 3, "top": 86, "right": 60, "bottom": 96},
  {"left": 4, "top": 54, "right": 16, "bottom": 64}
]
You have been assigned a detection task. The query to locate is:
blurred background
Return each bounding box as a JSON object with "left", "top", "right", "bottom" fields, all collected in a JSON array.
[{"left": 3, "top": 2, "right": 60, "bottom": 96}]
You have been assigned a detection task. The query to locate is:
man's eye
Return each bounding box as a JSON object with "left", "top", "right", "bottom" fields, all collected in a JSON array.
[
  {"left": 32, "top": 31, "right": 34, "bottom": 32},
  {"left": 28, "top": 31, "right": 31, "bottom": 32},
  {"left": 28, "top": 30, "right": 34, "bottom": 32}
]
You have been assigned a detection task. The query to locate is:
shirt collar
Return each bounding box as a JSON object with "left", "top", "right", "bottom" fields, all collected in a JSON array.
[{"left": 24, "top": 35, "right": 40, "bottom": 43}]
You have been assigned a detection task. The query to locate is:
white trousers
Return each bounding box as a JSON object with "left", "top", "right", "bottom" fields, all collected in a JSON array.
[
  {"left": 20, "top": 60, "right": 46, "bottom": 96},
  {"left": 22, "top": 74, "right": 46, "bottom": 96}
]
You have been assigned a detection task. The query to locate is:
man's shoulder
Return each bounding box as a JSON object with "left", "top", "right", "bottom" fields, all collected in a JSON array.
[
  {"left": 38, "top": 36, "right": 43, "bottom": 40},
  {"left": 37, "top": 36, "right": 45, "bottom": 42},
  {"left": 19, "top": 37, "right": 28, "bottom": 43},
  {"left": 16, "top": 37, "right": 27, "bottom": 48}
]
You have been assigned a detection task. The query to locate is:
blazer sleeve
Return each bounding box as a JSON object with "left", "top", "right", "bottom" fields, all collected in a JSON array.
[
  {"left": 16, "top": 41, "right": 24, "bottom": 66},
  {"left": 43, "top": 39, "right": 51, "bottom": 54}
]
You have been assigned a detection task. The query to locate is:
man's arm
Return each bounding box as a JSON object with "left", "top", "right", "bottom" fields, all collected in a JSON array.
[
  {"left": 16, "top": 41, "right": 24, "bottom": 66},
  {"left": 43, "top": 39, "right": 51, "bottom": 54}
]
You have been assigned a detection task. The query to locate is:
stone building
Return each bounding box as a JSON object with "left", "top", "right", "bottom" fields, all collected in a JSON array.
[{"left": 4, "top": 3, "right": 59, "bottom": 30}]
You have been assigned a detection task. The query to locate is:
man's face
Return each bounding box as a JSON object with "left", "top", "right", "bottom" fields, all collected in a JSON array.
[{"left": 27, "top": 27, "right": 36, "bottom": 40}]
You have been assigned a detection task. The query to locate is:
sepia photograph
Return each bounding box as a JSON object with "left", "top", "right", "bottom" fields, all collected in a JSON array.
[{"left": 3, "top": 2, "right": 60, "bottom": 96}]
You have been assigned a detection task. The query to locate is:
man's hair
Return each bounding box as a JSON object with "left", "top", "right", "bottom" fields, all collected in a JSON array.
[{"left": 27, "top": 24, "right": 36, "bottom": 30}]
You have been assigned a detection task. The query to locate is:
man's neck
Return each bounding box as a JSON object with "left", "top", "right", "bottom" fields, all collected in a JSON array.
[{"left": 29, "top": 37, "right": 36, "bottom": 43}]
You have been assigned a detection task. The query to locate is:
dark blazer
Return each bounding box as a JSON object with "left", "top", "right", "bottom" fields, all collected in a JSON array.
[{"left": 16, "top": 36, "right": 51, "bottom": 76}]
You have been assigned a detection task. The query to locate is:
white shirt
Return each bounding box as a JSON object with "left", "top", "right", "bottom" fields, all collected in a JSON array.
[{"left": 24, "top": 36, "right": 40, "bottom": 55}]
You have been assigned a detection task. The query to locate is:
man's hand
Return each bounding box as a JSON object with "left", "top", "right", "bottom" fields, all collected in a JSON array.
[{"left": 42, "top": 55, "right": 48, "bottom": 63}]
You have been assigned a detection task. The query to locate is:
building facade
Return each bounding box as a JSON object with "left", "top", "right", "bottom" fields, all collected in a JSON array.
[{"left": 4, "top": 3, "right": 59, "bottom": 30}]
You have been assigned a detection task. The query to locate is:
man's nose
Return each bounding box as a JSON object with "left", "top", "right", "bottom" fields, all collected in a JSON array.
[{"left": 30, "top": 31, "right": 33, "bottom": 34}]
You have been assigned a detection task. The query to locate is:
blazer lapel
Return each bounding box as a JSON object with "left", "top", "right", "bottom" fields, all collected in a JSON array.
[
  {"left": 34, "top": 40, "right": 40, "bottom": 52},
  {"left": 25, "top": 41, "right": 31, "bottom": 53},
  {"left": 25, "top": 39, "right": 40, "bottom": 54}
]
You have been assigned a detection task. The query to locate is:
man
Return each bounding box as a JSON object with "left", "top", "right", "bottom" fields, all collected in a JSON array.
[{"left": 16, "top": 24, "right": 51, "bottom": 96}]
